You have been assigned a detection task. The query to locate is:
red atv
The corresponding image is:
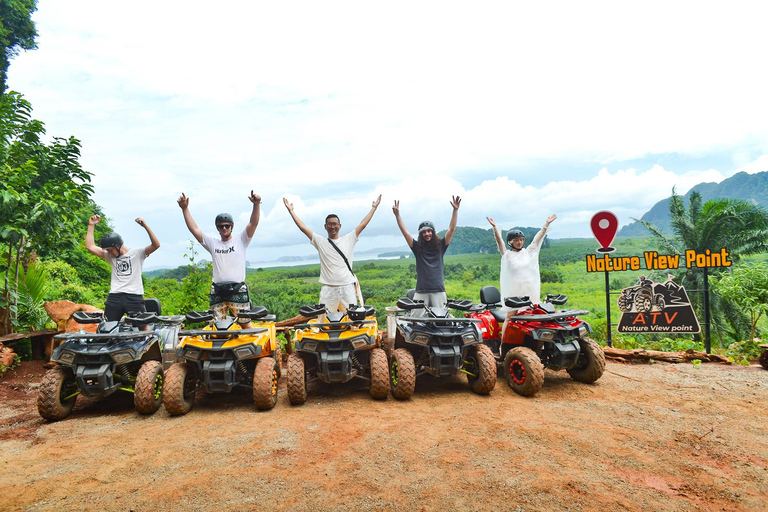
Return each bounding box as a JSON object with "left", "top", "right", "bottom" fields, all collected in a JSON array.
[{"left": 467, "top": 286, "right": 605, "bottom": 396}]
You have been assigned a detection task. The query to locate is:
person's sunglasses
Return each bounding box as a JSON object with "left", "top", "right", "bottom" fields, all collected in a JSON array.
[{"left": 217, "top": 224, "right": 233, "bottom": 230}]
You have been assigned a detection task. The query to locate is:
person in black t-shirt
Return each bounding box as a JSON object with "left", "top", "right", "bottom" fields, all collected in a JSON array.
[{"left": 392, "top": 196, "right": 460, "bottom": 313}]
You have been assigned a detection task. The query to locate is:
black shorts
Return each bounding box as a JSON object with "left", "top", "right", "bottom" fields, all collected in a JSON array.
[{"left": 104, "top": 293, "right": 146, "bottom": 322}]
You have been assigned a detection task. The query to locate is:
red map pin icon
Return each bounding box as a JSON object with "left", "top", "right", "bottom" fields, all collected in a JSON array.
[{"left": 590, "top": 211, "right": 618, "bottom": 253}]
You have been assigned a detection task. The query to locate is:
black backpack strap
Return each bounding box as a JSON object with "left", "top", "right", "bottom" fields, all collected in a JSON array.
[{"left": 327, "top": 238, "right": 355, "bottom": 278}]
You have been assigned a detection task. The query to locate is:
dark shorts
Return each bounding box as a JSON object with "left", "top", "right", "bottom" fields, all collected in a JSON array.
[{"left": 104, "top": 293, "right": 146, "bottom": 322}]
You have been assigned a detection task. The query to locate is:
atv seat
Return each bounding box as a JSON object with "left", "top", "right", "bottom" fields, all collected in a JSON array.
[
  {"left": 144, "top": 298, "right": 162, "bottom": 315},
  {"left": 480, "top": 286, "right": 502, "bottom": 307}
]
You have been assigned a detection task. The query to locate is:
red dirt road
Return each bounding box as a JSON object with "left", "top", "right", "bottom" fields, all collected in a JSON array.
[{"left": 1, "top": 360, "right": 767, "bottom": 511}]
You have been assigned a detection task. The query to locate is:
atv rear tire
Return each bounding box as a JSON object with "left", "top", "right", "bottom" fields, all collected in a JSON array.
[
  {"left": 135, "top": 360, "right": 164, "bottom": 414},
  {"left": 504, "top": 347, "right": 544, "bottom": 397},
  {"left": 163, "top": 362, "right": 197, "bottom": 416},
  {"left": 466, "top": 344, "right": 497, "bottom": 395},
  {"left": 287, "top": 354, "right": 307, "bottom": 405},
  {"left": 390, "top": 348, "right": 416, "bottom": 399},
  {"left": 369, "top": 348, "right": 389, "bottom": 400},
  {"left": 253, "top": 357, "right": 278, "bottom": 410},
  {"left": 37, "top": 366, "right": 78, "bottom": 421},
  {"left": 567, "top": 337, "right": 606, "bottom": 383}
]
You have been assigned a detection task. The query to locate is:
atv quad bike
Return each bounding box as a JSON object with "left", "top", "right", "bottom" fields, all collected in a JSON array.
[
  {"left": 37, "top": 299, "right": 184, "bottom": 421},
  {"left": 468, "top": 286, "right": 605, "bottom": 397},
  {"left": 163, "top": 306, "right": 280, "bottom": 415},
  {"left": 389, "top": 296, "right": 497, "bottom": 399},
  {"left": 287, "top": 304, "right": 388, "bottom": 404}
]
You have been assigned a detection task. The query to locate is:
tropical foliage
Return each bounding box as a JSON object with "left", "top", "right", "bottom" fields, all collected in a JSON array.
[{"left": 634, "top": 189, "right": 768, "bottom": 345}]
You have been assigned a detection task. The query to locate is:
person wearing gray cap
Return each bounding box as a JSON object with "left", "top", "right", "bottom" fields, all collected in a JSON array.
[{"left": 392, "top": 196, "right": 461, "bottom": 313}]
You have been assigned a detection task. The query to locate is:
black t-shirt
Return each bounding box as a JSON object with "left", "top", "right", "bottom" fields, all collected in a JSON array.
[{"left": 411, "top": 238, "right": 448, "bottom": 292}]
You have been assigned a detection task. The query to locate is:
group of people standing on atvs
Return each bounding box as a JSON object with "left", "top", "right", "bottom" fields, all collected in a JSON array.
[{"left": 38, "top": 191, "right": 604, "bottom": 421}]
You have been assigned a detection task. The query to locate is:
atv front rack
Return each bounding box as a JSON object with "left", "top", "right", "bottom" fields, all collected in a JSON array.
[
  {"left": 507, "top": 310, "right": 590, "bottom": 322},
  {"left": 293, "top": 319, "right": 375, "bottom": 330},
  {"left": 179, "top": 327, "right": 268, "bottom": 339},
  {"left": 54, "top": 331, "right": 159, "bottom": 341},
  {"left": 397, "top": 317, "right": 483, "bottom": 324}
]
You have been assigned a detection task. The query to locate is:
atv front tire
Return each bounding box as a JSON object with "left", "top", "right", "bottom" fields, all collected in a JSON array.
[
  {"left": 567, "top": 337, "right": 606, "bottom": 383},
  {"left": 135, "top": 360, "right": 164, "bottom": 414},
  {"left": 37, "top": 366, "right": 78, "bottom": 421},
  {"left": 286, "top": 354, "right": 307, "bottom": 405},
  {"left": 163, "top": 362, "right": 197, "bottom": 416},
  {"left": 390, "top": 348, "right": 416, "bottom": 399},
  {"left": 369, "top": 348, "right": 389, "bottom": 400},
  {"left": 253, "top": 357, "right": 278, "bottom": 410},
  {"left": 504, "top": 347, "right": 544, "bottom": 397},
  {"left": 466, "top": 344, "right": 497, "bottom": 395}
]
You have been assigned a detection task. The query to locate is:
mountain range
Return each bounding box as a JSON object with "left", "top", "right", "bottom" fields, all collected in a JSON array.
[{"left": 618, "top": 171, "right": 768, "bottom": 236}]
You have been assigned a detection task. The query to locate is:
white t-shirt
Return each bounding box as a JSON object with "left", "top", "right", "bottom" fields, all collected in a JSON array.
[
  {"left": 500, "top": 228, "right": 545, "bottom": 309},
  {"left": 103, "top": 248, "right": 147, "bottom": 295},
  {"left": 202, "top": 230, "right": 252, "bottom": 283},
  {"left": 311, "top": 231, "right": 358, "bottom": 286}
]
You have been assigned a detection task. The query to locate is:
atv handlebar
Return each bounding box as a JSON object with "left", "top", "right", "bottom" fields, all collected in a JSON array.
[{"left": 72, "top": 311, "right": 104, "bottom": 324}]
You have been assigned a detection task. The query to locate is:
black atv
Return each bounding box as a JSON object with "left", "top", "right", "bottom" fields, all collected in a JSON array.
[
  {"left": 389, "top": 296, "right": 497, "bottom": 399},
  {"left": 37, "top": 299, "right": 184, "bottom": 421},
  {"left": 287, "top": 304, "right": 388, "bottom": 404}
]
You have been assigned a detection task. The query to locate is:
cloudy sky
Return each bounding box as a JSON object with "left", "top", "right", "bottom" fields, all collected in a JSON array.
[{"left": 8, "top": 1, "right": 768, "bottom": 269}]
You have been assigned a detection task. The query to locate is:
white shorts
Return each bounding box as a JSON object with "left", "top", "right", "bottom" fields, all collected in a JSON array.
[{"left": 320, "top": 284, "right": 357, "bottom": 313}]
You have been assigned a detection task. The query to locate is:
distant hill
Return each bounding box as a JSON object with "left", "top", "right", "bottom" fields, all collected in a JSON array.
[
  {"left": 440, "top": 225, "right": 548, "bottom": 255},
  {"left": 619, "top": 171, "right": 768, "bottom": 236}
]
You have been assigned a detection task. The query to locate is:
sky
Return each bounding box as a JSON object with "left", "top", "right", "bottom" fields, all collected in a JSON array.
[{"left": 7, "top": 1, "right": 768, "bottom": 269}]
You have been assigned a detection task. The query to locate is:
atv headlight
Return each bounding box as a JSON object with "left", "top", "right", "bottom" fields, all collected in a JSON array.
[
  {"left": 58, "top": 350, "right": 76, "bottom": 364},
  {"left": 112, "top": 351, "right": 134, "bottom": 364},
  {"left": 183, "top": 348, "right": 202, "bottom": 360},
  {"left": 234, "top": 346, "right": 255, "bottom": 359},
  {"left": 413, "top": 334, "right": 430, "bottom": 345},
  {"left": 578, "top": 325, "right": 589, "bottom": 337},
  {"left": 351, "top": 336, "right": 371, "bottom": 350},
  {"left": 462, "top": 332, "right": 477, "bottom": 342},
  {"left": 537, "top": 329, "right": 555, "bottom": 341}
]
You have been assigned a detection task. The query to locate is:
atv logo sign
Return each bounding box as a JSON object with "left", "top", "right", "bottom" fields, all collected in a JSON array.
[{"left": 616, "top": 276, "right": 701, "bottom": 334}]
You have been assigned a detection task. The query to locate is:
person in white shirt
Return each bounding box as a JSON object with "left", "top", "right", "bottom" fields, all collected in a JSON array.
[
  {"left": 178, "top": 190, "right": 261, "bottom": 320},
  {"left": 488, "top": 214, "right": 557, "bottom": 337},
  {"left": 283, "top": 195, "right": 381, "bottom": 313},
  {"left": 85, "top": 214, "right": 161, "bottom": 330}
]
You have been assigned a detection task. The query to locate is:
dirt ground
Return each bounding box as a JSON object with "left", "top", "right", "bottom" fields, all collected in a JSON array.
[{"left": 1, "top": 358, "right": 767, "bottom": 512}]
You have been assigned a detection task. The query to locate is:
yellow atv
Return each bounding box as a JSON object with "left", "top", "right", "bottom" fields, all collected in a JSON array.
[
  {"left": 163, "top": 307, "right": 281, "bottom": 415},
  {"left": 287, "top": 304, "right": 388, "bottom": 404}
]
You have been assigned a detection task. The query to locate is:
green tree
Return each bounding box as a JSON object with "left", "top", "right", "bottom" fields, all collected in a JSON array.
[
  {"left": 0, "top": 0, "right": 38, "bottom": 92},
  {"left": 0, "top": 92, "right": 94, "bottom": 333},
  {"left": 635, "top": 189, "right": 768, "bottom": 344},
  {"left": 715, "top": 263, "right": 768, "bottom": 343}
]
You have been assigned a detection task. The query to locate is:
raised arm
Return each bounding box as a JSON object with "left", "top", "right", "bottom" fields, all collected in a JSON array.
[
  {"left": 355, "top": 194, "right": 381, "bottom": 236},
  {"left": 177, "top": 192, "right": 204, "bottom": 244},
  {"left": 444, "top": 195, "right": 461, "bottom": 245},
  {"left": 531, "top": 214, "right": 557, "bottom": 248},
  {"left": 283, "top": 197, "right": 313, "bottom": 240},
  {"left": 392, "top": 200, "right": 414, "bottom": 248},
  {"left": 85, "top": 214, "right": 105, "bottom": 257},
  {"left": 245, "top": 190, "right": 261, "bottom": 238},
  {"left": 487, "top": 216, "right": 506, "bottom": 254},
  {"left": 136, "top": 218, "right": 161, "bottom": 256}
]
